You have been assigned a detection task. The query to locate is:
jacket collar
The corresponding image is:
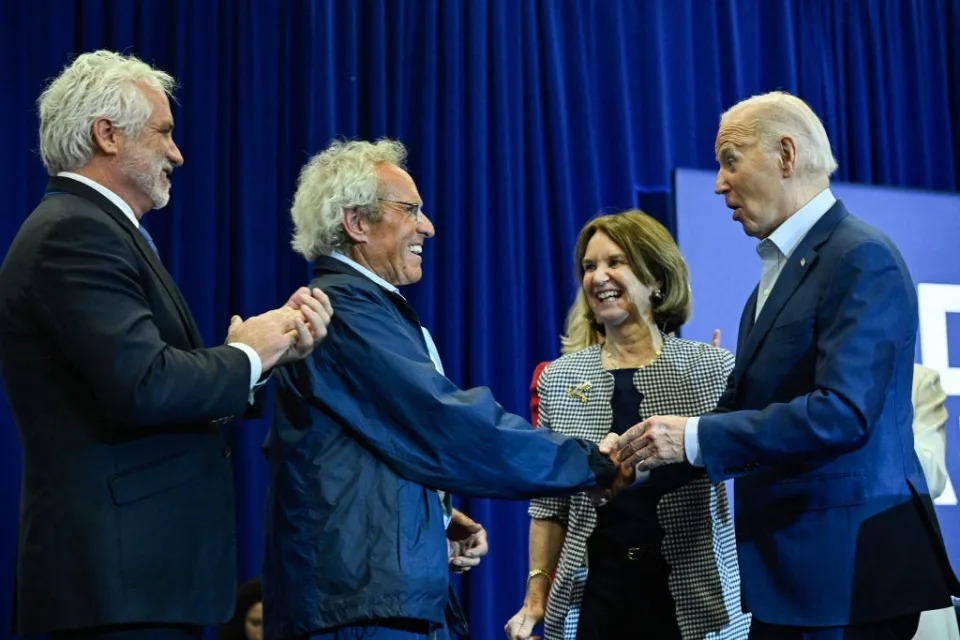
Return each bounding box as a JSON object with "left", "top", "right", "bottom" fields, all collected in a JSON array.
[
  {"left": 312, "top": 255, "right": 424, "bottom": 332},
  {"left": 734, "top": 199, "right": 849, "bottom": 383},
  {"left": 43, "top": 176, "right": 203, "bottom": 347}
]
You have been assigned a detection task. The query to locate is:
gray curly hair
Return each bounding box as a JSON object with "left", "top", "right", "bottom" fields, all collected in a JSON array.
[
  {"left": 291, "top": 138, "right": 407, "bottom": 260},
  {"left": 37, "top": 50, "right": 176, "bottom": 176}
]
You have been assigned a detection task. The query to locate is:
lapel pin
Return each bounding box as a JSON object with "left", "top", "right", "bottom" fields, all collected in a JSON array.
[
  {"left": 567, "top": 382, "right": 593, "bottom": 403},
  {"left": 800, "top": 257, "right": 806, "bottom": 267}
]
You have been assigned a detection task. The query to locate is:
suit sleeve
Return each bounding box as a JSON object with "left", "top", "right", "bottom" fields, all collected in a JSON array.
[
  {"left": 699, "top": 241, "right": 915, "bottom": 481},
  {"left": 295, "top": 284, "right": 614, "bottom": 500},
  {"left": 33, "top": 214, "right": 251, "bottom": 426}
]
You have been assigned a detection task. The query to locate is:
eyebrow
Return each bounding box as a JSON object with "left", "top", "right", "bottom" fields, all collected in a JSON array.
[
  {"left": 582, "top": 252, "right": 627, "bottom": 264},
  {"left": 716, "top": 146, "right": 736, "bottom": 161}
]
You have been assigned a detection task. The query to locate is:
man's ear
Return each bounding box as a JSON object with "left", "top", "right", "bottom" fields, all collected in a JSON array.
[
  {"left": 342, "top": 207, "right": 369, "bottom": 244},
  {"left": 779, "top": 135, "right": 797, "bottom": 177},
  {"left": 91, "top": 117, "right": 122, "bottom": 157}
]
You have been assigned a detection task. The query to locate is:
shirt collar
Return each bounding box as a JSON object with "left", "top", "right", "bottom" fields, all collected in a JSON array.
[
  {"left": 764, "top": 187, "right": 836, "bottom": 259},
  {"left": 57, "top": 171, "right": 141, "bottom": 229},
  {"left": 330, "top": 251, "right": 402, "bottom": 296}
]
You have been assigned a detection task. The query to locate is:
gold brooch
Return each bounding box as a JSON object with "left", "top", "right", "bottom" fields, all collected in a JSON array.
[{"left": 566, "top": 382, "right": 593, "bottom": 403}]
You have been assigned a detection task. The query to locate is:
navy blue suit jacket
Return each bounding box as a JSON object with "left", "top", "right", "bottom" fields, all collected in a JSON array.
[{"left": 699, "top": 200, "right": 958, "bottom": 626}]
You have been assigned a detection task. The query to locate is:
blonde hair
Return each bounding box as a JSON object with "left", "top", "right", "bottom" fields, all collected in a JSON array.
[
  {"left": 38, "top": 50, "right": 176, "bottom": 175},
  {"left": 560, "top": 290, "right": 601, "bottom": 354},
  {"left": 290, "top": 138, "right": 407, "bottom": 260}
]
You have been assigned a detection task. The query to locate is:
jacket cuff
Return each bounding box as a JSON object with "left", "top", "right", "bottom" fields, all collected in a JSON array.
[{"left": 583, "top": 441, "right": 618, "bottom": 488}]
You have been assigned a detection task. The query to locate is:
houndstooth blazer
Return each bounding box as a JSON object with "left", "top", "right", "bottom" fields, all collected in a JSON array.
[{"left": 530, "top": 336, "right": 751, "bottom": 640}]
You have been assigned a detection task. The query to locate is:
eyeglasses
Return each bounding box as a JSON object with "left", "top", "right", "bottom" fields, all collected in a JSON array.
[{"left": 378, "top": 198, "right": 423, "bottom": 223}]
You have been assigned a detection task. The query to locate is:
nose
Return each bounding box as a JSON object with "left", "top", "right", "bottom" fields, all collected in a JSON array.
[
  {"left": 593, "top": 264, "right": 610, "bottom": 283},
  {"left": 418, "top": 211, "right": 435, "bottom": 238},
  {"left": 714, "top": 171, "right": 728, "bottom": 195},
  {"left": 169, "top": 138, "right": 184, "bottom": 167}
]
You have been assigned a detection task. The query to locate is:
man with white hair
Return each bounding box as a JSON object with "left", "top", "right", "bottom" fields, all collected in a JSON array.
[
  {"left": 0, "top": 51, "right": 332, "bottom": 639},
  {"left": 616, "top": 91, "right": 959, "bottom": 638},
  {"left": 263, "top": 139, "right": 628, "bottom": 639}
]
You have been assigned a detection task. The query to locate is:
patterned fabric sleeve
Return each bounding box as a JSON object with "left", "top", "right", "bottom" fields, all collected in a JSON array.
[
  {"left": 529, "top": 362, "right": 571, "bottom": 522},
  {"left": 695, "top": 345, "right": 735, "bottom": 410}
]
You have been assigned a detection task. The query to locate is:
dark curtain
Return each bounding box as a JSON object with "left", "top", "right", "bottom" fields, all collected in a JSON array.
[{"left": 1, "top": 1, "right": 958, "bottom": 637}]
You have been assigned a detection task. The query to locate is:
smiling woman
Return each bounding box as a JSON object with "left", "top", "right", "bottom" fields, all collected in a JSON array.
[{"left": 506, "top": 210, "right": 749, "bottom": 640}]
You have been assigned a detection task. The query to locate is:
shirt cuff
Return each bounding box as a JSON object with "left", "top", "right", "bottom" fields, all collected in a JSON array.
[
  {"left": 630, "top": 463, "right": 651, "bottom": 487},
  {"left": 226, "top": 342, "right": 262, "bottom": 390},
  {"left": 685, "top": 416, "right": 704, "bottom": 467}
]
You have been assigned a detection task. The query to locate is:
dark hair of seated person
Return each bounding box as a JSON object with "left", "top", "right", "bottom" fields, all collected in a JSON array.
[{"left": 218, "top": 577, "right": 262, "bottom": 640}]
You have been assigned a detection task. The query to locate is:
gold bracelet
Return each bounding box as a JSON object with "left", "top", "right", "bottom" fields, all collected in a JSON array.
[{"left": 526, "top": 568, "right": 552, "bottom": 587}]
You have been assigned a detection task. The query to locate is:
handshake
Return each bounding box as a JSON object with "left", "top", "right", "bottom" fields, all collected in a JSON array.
[{"left": 587, "top": 432, "right": 637, "bottom": 507}]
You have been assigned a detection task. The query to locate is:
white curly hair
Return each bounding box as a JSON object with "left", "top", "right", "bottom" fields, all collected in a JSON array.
[
  {"left": 291, "top": 138, "right": 407, "bottom": 260},
  {"left": 37, "top": 50, "right": 176, "bottom": 175}
]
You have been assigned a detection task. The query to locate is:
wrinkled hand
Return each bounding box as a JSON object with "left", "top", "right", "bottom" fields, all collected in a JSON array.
[
  {"left": 274, "top": 287, "right": 333, "bottom": 366},
  {"left": 447, "top": 509, "right": 488, "bottom": 573},
  {"left": 226, "top": 307, "right": 299, "bottom": 372},
  {"left": 617, "top": 415, "right": 688, "bottom": 470},
  {"left": 586, "top": 433, "right": 635, "bottom": 507},
  {"left": 226, "top": 287, "right": 333, "bottom": 372},
  {"left": 504, "top": 603, "right": 544, "bottom": 640}
]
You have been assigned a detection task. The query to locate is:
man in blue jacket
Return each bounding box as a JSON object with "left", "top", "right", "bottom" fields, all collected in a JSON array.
[
  {"left": 616, "top": 91, "right": 959, "bottom": 638},
  {"left": 264, "top": 139, "right": 625, "bottom": 640}
]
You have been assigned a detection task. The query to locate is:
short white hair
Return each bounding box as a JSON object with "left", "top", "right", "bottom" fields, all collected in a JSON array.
[
  {"left": 291, "top": 139, "right": 407, "bottom": 260},
  {"left": 721, "top": 91, "right": 838, "bottom": 178},
  {"left": 37, "top": 50, "right": 176, "bottom": 175}
]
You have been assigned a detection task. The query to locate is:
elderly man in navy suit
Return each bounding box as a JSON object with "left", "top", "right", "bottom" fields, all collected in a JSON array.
[
  {"left": 616, "top": 91, "right": 959, "bottom": 639},
  {"left": 0, "top": 51, "right": 332, "bottom": 639}
]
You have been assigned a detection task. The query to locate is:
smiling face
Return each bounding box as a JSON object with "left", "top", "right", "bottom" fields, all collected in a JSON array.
[
  {"left": 581, "top": 231, "right": 657, "bottom": 329},
  {"left": 714, "top": 109, "right": 791, "bottom": 239},
  {"left": 362, "top": 163, "right": 436, "bottom": 286},
  {"left": 117, "top": 84, "right": 183, "bottom": 211}
]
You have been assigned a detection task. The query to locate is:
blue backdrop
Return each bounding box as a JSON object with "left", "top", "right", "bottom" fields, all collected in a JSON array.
[{"left": 1, "top": 1, "right": 959, "bottom": 638}]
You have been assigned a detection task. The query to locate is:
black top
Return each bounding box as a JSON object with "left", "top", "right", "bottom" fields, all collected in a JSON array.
[{"left": 577, "top": 369, "right": 682, "bottom": 639}]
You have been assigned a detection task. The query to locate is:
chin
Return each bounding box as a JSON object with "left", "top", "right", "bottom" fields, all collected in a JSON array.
[
  {"left": 596, "top": 311, "right": 628, "bottom": 328},
  {"left": 401, "top": 270, "right": 423, "bottom": 286}
]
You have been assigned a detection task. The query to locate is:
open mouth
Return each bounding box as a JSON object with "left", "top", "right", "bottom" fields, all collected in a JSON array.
[
  {"left": 595, "top": 289, "right": 622, "bottom": 302},
  {"left": 407, "top": 245, "right": 422, "bottom": 256}
]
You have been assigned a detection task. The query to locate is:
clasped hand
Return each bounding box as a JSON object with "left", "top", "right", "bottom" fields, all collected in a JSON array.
[
  {"left": 447, "top": 509, "right": 488, "bottom": 574},
  {"left": 585, "top": 433, "right": 636, "bottom": 507},
  {"left": 615, "top": 415, "right": 688, "bottom": 470},
  {"left": 225, "top": 287, "right": 334, "bottom": 372}
]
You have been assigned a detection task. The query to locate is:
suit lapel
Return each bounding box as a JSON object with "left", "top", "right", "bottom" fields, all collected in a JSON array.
[
  {"left": 737, "top": 286, "right": 759, "bottom": 351},
  {"left": 734, "top": 201, "right": 849, "bottom": 382},
  {"left": 46, "top": 177, "right": 203, "bottom": 348}
]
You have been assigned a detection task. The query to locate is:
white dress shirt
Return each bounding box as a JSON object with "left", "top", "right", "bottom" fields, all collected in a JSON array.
[
  {"left": 684, "top": 188, "right": 836, "bottom": 466},
  {"left": 57, "top": 172, "right": 263, "bottom": 389}
]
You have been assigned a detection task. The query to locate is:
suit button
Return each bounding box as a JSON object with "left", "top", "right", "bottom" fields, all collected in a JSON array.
[{"left": 222, "top": 446, "right": 232, "bottom": 458}]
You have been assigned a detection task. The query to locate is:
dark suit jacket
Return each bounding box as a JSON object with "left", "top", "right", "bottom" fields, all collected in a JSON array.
[
  {"left": 0, "top": 177, "right": 251, "bottom": 634},
  {"left": 699, "top": 200, "right": 959, "bottom": 626}
]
